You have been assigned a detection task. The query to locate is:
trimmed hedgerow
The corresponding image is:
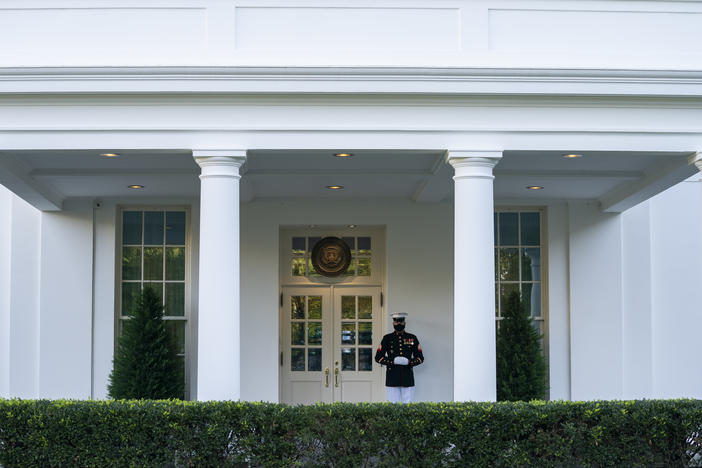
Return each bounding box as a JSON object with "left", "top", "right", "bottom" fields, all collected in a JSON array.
[{"left": 0, "top": 399, "right": 700, "bottom": 467}]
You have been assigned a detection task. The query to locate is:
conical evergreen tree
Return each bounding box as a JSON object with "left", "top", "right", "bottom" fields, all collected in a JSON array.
[
  {"left": 108, "top": 286, "right": 184, "bottom": 399},
  {"left": 496, "top": 291, "right": 547, "bottom": 401}
]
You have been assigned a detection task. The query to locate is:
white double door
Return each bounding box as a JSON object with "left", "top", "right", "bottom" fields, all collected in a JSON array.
[{"left": 280, "top": 286, "right": 384, "bottom": 404}]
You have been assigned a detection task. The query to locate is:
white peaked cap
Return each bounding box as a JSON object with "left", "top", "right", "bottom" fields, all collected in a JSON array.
[{"left": 391, "top": 312, "right": 408, "bottom": 320}]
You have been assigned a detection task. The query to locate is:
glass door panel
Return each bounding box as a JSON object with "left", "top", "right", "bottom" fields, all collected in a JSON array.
[
  {"left": 282, "top": 288, "right": 332, "bottom": 404},
  {"left": 332, "top": 287, "right": 384, "bottom": 403}
]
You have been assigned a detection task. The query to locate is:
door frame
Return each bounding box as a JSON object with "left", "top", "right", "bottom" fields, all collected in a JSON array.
[
  {"left": 278, "top": 226, "right": 386, "bottom": 403},
  {"left": 279, "top": 284, "right": 384, "bottom": 404}
]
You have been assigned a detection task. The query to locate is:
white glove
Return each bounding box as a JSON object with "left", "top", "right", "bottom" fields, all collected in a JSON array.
[{"left": 393, "top": 356, "right": 409, "bottom": 365}]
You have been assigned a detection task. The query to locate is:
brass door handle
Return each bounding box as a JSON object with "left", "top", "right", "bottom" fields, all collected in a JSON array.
[
  {"left": 334, "top": 367, "right": 339, "bottom": 387},
  {"left": 324, "top": 368, "right": 329, "bottom": 387}
]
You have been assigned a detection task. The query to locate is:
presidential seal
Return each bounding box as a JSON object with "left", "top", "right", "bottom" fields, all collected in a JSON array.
[{"left": 311, "top": 237, "right": 352, "bottom": 277}]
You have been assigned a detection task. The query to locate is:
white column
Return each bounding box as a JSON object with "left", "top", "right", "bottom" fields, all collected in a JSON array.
[
  {"left": 193, "top": 150, "right": 246, "bottom": 401},
  {"left": 449, "top": 150, "right": 502, "bottom": 402},
  {"left": 693, "top": 152, "right": 702, "bottom": 173}
]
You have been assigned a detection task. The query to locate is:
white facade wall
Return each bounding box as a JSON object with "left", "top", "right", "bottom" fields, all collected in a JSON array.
[
  {"left": 37, "top": 200, "right": 93, "bottom": 399},
  {"left": 240, "top": 200, "right": 454, "bottom": 402},
  {"left": 569, "top": 203, "right": 625, "bottom": 400},
  {"left": 0, "top": 180, "right": 701, "bottom": 401},
  {"left": 0, "top": 186, "right": 11, "bottom": 397},
  {"left": 0, "top": 187, "right": 41, "bottom": 398},
  {"left": 649, "top": 179, "right": 702, "bottom": 398}
]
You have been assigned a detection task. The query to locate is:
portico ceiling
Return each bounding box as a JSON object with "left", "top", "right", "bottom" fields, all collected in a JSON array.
[{"left": 0, "top": 148, "right": 697, "bottom": 212}]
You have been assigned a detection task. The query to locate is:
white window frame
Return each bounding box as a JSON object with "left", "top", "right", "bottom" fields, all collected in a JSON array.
[
  {"left": 494, "top": 207, "right": 549, "bottom": 396},
  {"left": 280, "top": 226, "right": 385, "bottom": 286},
  {"left": 115, "top": 205, "right": 192, "bottom": 399}
]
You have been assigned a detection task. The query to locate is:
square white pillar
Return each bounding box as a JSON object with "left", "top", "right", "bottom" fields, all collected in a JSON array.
[
  {"left": 449, "top": 150, "right": 502, "bottom": 402},
  {"left": 193, "top": 150, "right": 247, "bottom": 401}
]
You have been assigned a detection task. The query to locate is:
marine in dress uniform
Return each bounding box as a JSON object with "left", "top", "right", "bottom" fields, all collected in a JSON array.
[{"left": 374, "top": 312, "right": 424, "bottom": 403}]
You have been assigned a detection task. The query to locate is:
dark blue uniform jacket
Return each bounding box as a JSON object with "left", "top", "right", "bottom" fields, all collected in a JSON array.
[{"left": 374, "top": 331, "right": 424, "bottom": 387}]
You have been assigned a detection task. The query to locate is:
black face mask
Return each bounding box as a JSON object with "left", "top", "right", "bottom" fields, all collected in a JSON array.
[{"left": 393, "top": 323, "right": 405, "bottom": 332}]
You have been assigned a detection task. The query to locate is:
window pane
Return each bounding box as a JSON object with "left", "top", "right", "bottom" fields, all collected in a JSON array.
[
  {"left": 345, "top": 259, "right": 356, "bottom": 276},
  {"left": 499, "top": 212, "right": 518, "bottom": 245},
  {"left": 291, "top": 348, "right": 305, "bottom": 371},
  {"left": 292, "top": 257, "right": 306, "bottom": 276},
  {"left": 165, "top": 247, "right": 185, "bottom": 281},
  {"left": 520, "top": 212, "right": 540, "bottom": 246},
  {"left": 122, "top": 247, "right": 141, "bottom": 281},
  {"left": 341, "top": 322, "right": 356, "bottom": 344},
  {"left": 121, "top": 282, "right": 141, "bottom": 316},
  {"left": 307, "top": 258, "right": 321, "bottom": 278},
  {"left": 358, "top": 237, "right": 371, "bottom": 255},
  {"left": 308, "top": 322, "right": 322, "bottom": 345},
  {"left": 291, "top": 296, "right": 305, "bottom": 319},
  {"left": 292, "top": 237, "right": 306, "bottom": 255},
  {"left": 122, "top": 211, "right": 142, "bottom": 245},
  {"left": 143, "top": 247, "right": 163, "bottom": 281},
  {"left": 165, "top": 211, "right": 186, "bottom": 245},
  {"left": 358, "top": 322, "right": 372, "bottom": 345},
  {"left": 342, "top": 237, "right": 355, "bottom": 253},
  {"left": 359, "top": 348, "right": 373, "bottom": 371},
  {"left": 308, "top": 348, "right": 322, "bottom": 372},
  {"left": 308, "top": 296, "right": 322, "bottom": 319},
  {"left": 523, "top": 283, "right": 542, "bottom": 317},
  {"left": 144, "top": 282, "right": 163, "bottom": 304},
  {"left": 309, "top": 237, "right": 321, "bottom": 250},
  {"left": 291, "top": 323, "right": 305, "bottom": 345},
  {"left": 166, "top": 320, "right": 186, "bottom": 354},
  {"left": 498, "top": 248, "right": 519, "bottom": 281},
  {"left": 499, "top": 283, "right": 520, "bottom": 318},
  {"left": 341, "top": 296, "right": 355, "bottom": 319},
  {"left": 144, "top": 212, "right": 164, "bottom": 245},
  {"left": 341, "top": 348, "right": 355, "bottom": 371},
  {"left": 165, "top": 283, "right": 185, "bottom": 317},
  {"left": 522, "top": 248, "right": 541, "bottom": 281},
  {"left": 144, "top": 283, "right": 163, "bottom": 306},
  {"left": 358, "top": 258, "right": 371, "bottom": 276},
  {"left": 358, "top": 296, "right": 372, "bottom": 319}
]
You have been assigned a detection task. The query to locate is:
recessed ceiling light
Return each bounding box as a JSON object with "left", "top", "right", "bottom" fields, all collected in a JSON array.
[
  {"left": 334, "top": 153, "right": 354, "bottom": 158},
  {"left": 326, "top": 185, "right": 343, "bottom": 190},
  {"left": 562, "top": 153, "right": 583, "bottom": 159},
  {"left": 526, "top": 185, "right": 544, "bottom": 190},
  {"left": 127, "top": 184, "right": 144, "bottom": 189},
  {"left": 101, "top": 153, "right": 120, "bottom": 157}
]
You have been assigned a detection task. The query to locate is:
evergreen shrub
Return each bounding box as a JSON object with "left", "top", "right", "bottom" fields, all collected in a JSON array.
[
  {"left": 496, "top": 290, "right": 547, "bottom": 401},
  {"left": 0, "top": 399, "right": 700, "bottom": 467},
  {"left": 108, "top": 286, "right": 184, "bottom": 399}
]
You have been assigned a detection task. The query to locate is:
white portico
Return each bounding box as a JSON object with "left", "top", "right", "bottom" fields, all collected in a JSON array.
[{"left": 2, "top": 0, "right": 702, "bottom": 403}]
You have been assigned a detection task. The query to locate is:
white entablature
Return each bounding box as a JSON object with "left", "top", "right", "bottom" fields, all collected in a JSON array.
[{"left": 4, "top": 0, "right": 702, "bottom": 72}]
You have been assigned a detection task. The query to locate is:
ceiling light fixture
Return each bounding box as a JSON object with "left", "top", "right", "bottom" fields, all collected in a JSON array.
[
  {"left": 127, "top": 184, "right": 144, "bottom": 189},
  {"left": 526, "top": 185, "right": 544, "bottom": 190},
  {"left": 326, "top": 185, "right": 343, "bottom": 190},
  {"left": 101, "top": 153, "right": 120, "bottom": 157},
  {"left": 562, "top": 153, "right": 583, "bottom": 159},
  {"left": 334, "top": 153, "right": 354, "bottom": 158}
]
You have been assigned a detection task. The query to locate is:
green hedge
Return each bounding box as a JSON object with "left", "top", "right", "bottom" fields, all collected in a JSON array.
[{"left": 0, "top": 399, "right": 701, "bottom": 467}]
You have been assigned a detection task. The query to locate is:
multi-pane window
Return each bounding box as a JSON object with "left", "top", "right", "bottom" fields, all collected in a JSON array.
[
  {"left": 291, "top": 236, "right": 371, "bottom": 278},
  {"left": 290, "top": 295, "right": 323, "bottom": 372},
  {"left": 494, "top": 211, "right": 543, "bottom": 336},
  {"left": 120, "top": 209, "right": 188, "bottom": 393},
  {"left": 340, "top": 295, "right": 374, "bottom": 372}
]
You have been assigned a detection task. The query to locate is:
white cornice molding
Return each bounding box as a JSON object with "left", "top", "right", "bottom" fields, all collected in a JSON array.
[{"left": 5, "top": 67, "right": 702, "bottom": 96}]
